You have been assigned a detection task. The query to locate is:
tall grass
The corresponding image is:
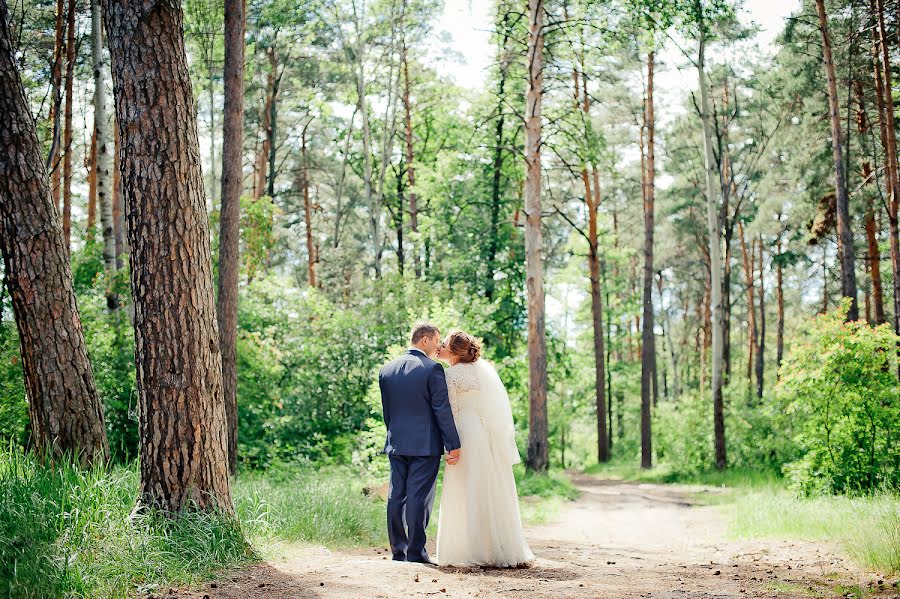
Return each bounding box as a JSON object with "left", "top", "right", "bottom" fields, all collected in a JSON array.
[
  {"left": 234, "top": 463, "right": 385, "bottom": 549},
  {"left": 0, "top": 446, "right": 251, "bottom": 598},
  {"left": 0, "top": 445, "right": 583, "bottom": 597},
  {"left": 731, "top": 489, "right": 900, "bottom": 574}
]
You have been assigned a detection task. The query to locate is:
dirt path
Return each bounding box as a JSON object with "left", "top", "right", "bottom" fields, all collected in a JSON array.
[{"left": 178, "top": 474, "right": 896, "bottom": 598}]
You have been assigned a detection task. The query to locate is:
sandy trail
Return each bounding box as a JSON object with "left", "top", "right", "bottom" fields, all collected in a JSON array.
[{"left": 177, "top": 474, "right": 896, "bottom": 598}]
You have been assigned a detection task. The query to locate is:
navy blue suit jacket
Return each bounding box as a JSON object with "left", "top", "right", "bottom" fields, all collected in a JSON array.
[{"left": 379, "top": 349, "right": 461, "bottom": 456}]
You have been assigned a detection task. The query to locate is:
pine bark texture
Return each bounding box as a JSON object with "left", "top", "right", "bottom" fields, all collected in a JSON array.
[
  {"left": 524, "top": 0, "right": 548, "bottom": 473},
  {"left": 0, "top": 2, "right": 108, "bottom": 465},
  {"left": 217, "top": 0, "right": 244, "bottom": 477},
  {"left": 104, "top": 0, "right": 233, "bottom": 513}
]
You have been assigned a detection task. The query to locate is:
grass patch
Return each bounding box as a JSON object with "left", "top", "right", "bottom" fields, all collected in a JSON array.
[
  {"left": 0, "top": 447, "right": 581, "bottom": 597},
  {"left": 584, "top": 458, "right": 899, "bottom": 575},
  {"left": 731, "top": 488, "right": 900, "bottom": 575},
  {"left": 513, "top": 465, "right": 579, "bottom": 524},
  {"left": 0, "top": 447, "right": 251, "bottom": 598},
  {"left": 584, "top": 459, "right": 782, "bottom": 489},
  {"left": 235, "top": 463, "right": 385, "bottom": 550}
]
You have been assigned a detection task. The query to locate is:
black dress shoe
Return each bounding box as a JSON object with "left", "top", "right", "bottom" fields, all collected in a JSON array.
[{"left": 407, "top": 558, "right": 438, "bottom": 567}]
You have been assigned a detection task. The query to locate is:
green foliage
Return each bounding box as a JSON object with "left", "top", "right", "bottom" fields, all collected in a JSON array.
[
  {"left": 647, "top": 302, "right": 899, "bottom": 497},
  {"left": 775, "top": 301, "right": 900, "bottom": 495},
  {"left": 240, "top": 195, "right": 278, "bottom": 282}
]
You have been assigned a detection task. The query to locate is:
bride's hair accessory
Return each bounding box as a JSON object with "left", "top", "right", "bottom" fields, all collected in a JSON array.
[{"left": 444, "top": 330, "right": 482, "bottom": 363}]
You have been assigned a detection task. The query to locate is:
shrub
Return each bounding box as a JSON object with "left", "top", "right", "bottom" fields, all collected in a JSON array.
[{"left": 775, "top": 301, "right": 899, "bottom": 495}]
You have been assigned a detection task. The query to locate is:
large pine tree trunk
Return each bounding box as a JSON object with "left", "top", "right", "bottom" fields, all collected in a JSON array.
[
  {"left": 640, "top": 51, "right": 655, "bottom": 469},
  {"left": 524, "top": 0, "right": 548, "bottom": 473},
  {"left": 104, "top": 0, "right": 233, "bottom": 513},
  {"left": 217, "top": 0, "right": 244, "bottom": 477},
  {"left": 816, "top": 0, "right": 859, "bottom": 320},
  {"left": 698, "top": 28, "right": 726, "bottom": 470},
  {"left": 91, "top": 0, "right": 117, "bottom": 310},
  {"left": 0, "top": 3, "right": 108, "bottom": 465},
  {"left": 61, "top": 0, "right": 76, "bottom": 249}
]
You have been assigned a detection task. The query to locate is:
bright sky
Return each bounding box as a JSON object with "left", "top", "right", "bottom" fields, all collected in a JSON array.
[{"left": 428, "top": 0, "right": 802, "bottom": 93}]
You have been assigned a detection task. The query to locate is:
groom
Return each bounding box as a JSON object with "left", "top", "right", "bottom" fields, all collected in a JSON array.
[{"left": 378, "top": 322, "right": 461, "bottom": 564}]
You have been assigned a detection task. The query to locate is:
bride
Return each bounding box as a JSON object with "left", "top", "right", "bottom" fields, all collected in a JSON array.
[{"left": 435, "top": 330, "right": 534, "bottom": 568}]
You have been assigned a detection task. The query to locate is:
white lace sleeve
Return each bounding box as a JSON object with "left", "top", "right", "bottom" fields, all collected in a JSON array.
[{"left": 444, "top": 363, "right": 481, "bottom": 418}]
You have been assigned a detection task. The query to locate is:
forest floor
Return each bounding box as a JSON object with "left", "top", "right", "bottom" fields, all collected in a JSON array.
[{"left": 176, "top": 473, "right": 898, "bottom": 599}]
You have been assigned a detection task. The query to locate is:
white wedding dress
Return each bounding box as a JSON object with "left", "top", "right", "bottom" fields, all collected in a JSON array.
[{"left": 435, "top": 359, "right": 534, "bottom": 567}]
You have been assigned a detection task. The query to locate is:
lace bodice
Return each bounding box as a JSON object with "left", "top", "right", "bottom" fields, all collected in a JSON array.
[{"left": 444, "top": 362, "right": 481, "bottom": 418}]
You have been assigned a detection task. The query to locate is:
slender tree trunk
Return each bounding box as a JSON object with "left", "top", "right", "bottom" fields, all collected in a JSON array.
[
  {"left": 112, "top": 122, "right": 125, "bottom": 269},
  {"left": 739, "top": 221, "right": 756, "bottom": 383},
  {"left": 48, "top": 0, "right": 64, "bottom": 212},
  {"left": 401, "top": 42, "right": 419, "bottom": 278},
  {"left": 0, "top": 4, "right": 108, "bottom": 465},
  {"left": 86, "top": 126, "right": 97, "bottom": 241},
  {"left": 588, "top": 173, "right": 607, "bottom": 464},
  {"left": 698, "top": 27, "right": 726, "bottom": 470},
  {"left": 657, "top": 272, "right": 681, "bottom": 398},
  {"left": 640, "top": 51, "right": 655, "bottom": 469},
  {"left": 301, "top": 122, "right": 316, "bottom": 287},
  {"left": 569, "top": 22, "right": 607, "bottom": 464},
  {"left": 776, "top": 233, "right": 785, "bottom": 373},
  {"left": 254, "top": 49, "right": 277, "bottom": 199},
  {"left": 755, "top": 236, "right": 765, "bottom": 400},
  {"left": 217, "top": 0, "right": 244, "bottom": 477},
  {"left": 207, "top": 47, "right": 217, "bottom": 205},
  {"left": 61, "top": 0, "right": 75, "bottom": 249},
  {"left": 872, "top": 0, "right": 900, "bottom": 344},
  {"left": 816, "top": 0, "right": 859, "bottom": 321},
  {"left": 524, "top": 0, "right": 548, "bottom": 473},
  {"left": 266, "top": 68, "right": 278, "bottom": 199},
  {"left": 486, "top": 9, "right": 512, "bottom": 298},
  {"left": 92, "top": 0, "right": 117, "bottom": 309},
  {"left": 722, "top": 227, "right": 733, "bottom": 382},
  {"left": 857, "top": 79, "right": 886, "bottom": 324},
  {"left": 104, "top": 0, "right": 233, "bottom": 513}
]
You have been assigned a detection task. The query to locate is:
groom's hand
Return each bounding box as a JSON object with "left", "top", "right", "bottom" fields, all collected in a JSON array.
[{"left": 446, "top": 448, "right": 460, "bottom": 465}]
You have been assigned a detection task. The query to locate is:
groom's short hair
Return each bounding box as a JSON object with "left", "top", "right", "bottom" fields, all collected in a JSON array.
[{"left": 410, "top": 322, "right": 440, "bottom": 344}]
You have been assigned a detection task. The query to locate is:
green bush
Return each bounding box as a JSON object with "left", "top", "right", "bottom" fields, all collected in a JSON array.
[{"left": 775, "top": 301, "right": 899, "bottom": 495}]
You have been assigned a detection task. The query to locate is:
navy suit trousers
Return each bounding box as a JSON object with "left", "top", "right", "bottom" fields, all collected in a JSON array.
[{"left": 387, "top": 454, "right": 441, "bottom": 562}]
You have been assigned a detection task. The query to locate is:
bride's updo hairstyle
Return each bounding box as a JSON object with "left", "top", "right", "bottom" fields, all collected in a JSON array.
[{"left": 444, "top": 330, "right": 482, "bottom": 364}]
